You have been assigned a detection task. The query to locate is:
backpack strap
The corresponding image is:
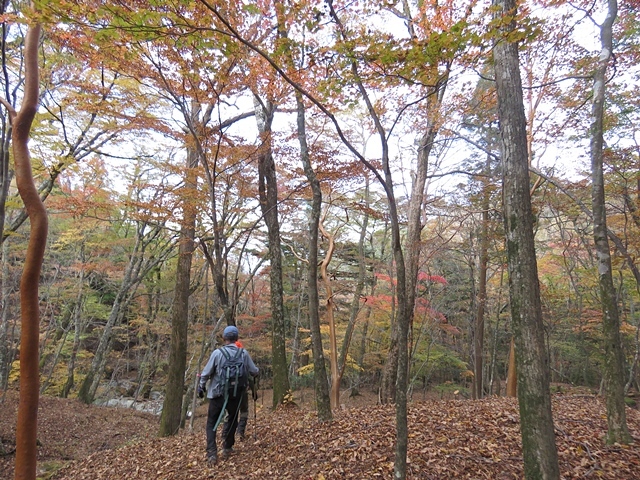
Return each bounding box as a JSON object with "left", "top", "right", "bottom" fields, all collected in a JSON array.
[{"left": 231, "top": 348, "right": 244, "bottom": 397}]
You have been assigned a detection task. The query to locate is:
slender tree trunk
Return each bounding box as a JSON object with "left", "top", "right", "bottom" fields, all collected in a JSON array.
[
  {"left": 293, "top": 89, "right": 331, "bottom": 420},
  {"left": 474, "top": 155, "right": 491, "bottom": 399},
  {"left": 78, "top": 226, "right": 168, "bottom": 404},
  {"left": 319, "top": 216, "right": 340, "bottom": 409},
  {"left": 338, "top": 179, "right": 370, "bottom": 383},
  {"left": 159, "top": 143, "right": 198, "bottom": 436},
  {"left": 62, "top": 263, "right": 86, "bottom": 398},
  {"left": 254, "top": 94, "right": 291, "bottom": 409},
  {"left": 40, "top": 327, "right": 70, "bottom": 394},
  {"left": 0, "top": 0, "right": 13, "bottom": 245},
  {"left": 492, "top": 0, "right": 559, "bottom": 478},
  {"left": 77, "top": 290, "right": 127, "bottom": 404},
  {"left": 0, "top": 240, "right": 14, "bottom": 390},
  {"left": 380, "top": 90, "right": 442, "bottom": 409},
  {"left": 506, "top": 337, "right": 517, "bottom": 397},
  {"left": 589, "top": 0, "right": 631, "bottom": 445},
  {"left": 6, "top": 20, "right": 46, "bottom": 480},
  {"left": 379, "top": 289, "right": 399, "bottom": 403},
  {"left": 0, "top": 133, "right": 9, "bottom": 246},
  {"left": 289, "top": 292, "right": 302, "bottom": 378},
  {"left": 624, "top": 299, "right": 640, "bottom": 395}
]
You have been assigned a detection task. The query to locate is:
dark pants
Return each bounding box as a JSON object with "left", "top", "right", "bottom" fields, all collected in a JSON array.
[
  {"left": 206, "top": 389, "right": 244, "bottom": 456},
  {"left": 222, "top": 388, "right": 249, "bottom": 439}
]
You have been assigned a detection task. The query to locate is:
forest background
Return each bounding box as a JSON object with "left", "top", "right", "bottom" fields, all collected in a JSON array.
[{"left": 1, "top": 0, "right": 640, "bottom": 476}]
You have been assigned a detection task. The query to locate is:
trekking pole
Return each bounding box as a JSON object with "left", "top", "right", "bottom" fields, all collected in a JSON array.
[{"left": 253, "top": 376, "right": 259, "bottom": 441}]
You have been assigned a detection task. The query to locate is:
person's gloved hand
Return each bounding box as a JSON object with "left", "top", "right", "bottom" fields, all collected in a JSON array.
[
  {"left": 198, "top": 385, "right": 206, "bottom": 399},
  {"left": 252, "top": 389, "right": 258, "bottom": 401}
]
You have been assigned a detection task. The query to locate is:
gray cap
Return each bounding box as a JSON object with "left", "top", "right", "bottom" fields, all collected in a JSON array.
[{"left": 223, "top": 325, "right": 239, "bottom": 340}]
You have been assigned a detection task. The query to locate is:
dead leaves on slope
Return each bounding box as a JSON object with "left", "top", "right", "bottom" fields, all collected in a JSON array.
[{"left": 50, "top": 395, "right": 640, "bottom": 480}]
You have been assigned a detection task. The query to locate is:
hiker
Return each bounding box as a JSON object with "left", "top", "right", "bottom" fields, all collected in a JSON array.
[
  {"left": 198, "top": 325, "right": 259, "bottom": 465},
  {"left": 221, "top": 339, "right": 259, "bottom": 441}
]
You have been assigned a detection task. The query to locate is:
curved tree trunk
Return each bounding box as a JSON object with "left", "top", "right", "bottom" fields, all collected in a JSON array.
[
  {"left": 492, "top": 0, "right": 560, "bottom": 478},
  {"left": 589, "top": 0, "right": 631, "bottom": 445},
  {"left": 6, "top": 19, "right": 47, "bottom": 480},
  {"left": 319, "top": 215, "right": 340, "bottom": 410}
]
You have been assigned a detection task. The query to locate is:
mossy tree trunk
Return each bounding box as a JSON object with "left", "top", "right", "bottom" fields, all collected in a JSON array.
[
  {"left": 159, "top": 139, "right": 198, "bottom": 436},
  {"left": 492, "top": 0, "right": 560, "bottom": 478},
  {"left": 253, "top": 93, "right": 291, "bottom": 409}
]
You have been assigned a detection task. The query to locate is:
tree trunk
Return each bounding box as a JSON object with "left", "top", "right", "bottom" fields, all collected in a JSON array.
[
  {"left": 0, "top": 240, "right": 14, "bottom": 390},
  {"left": 62, "top": 263, "right": 86, "bottom": 398},
  {"left": 293, "top": 88, "right": 332, "bottom": 420},
  {"left": 254, "top": 94, "right": 291, "bottom": 409},
  {"left": 492, "top": 0, "right": 560, "bottom": 478},
  {"left": 319, "top": 215, "right": 340, "bottom": 410},
  {"left": 402, "top": 76, "right": 447, "bottom": 387},
  {"left": 379, "top": 283, "right": 399, "bottom": 403},
  {"left": 624, "top": 299, "right": 640, "bottom": 395},
  {"left": 271, "top": 2, "right": 323, "bottom": 413},
  {"left": 77, "top": 290, "right": 128, "bottom": 404},
  {"left": 78, "top": 225, "right": 169, "bottom": 404},
  {"left": 589, "top": 0, "right": 632, "bottom": 445},
  {"left": 506, "top": 337, "right": 517, "bottom": 397},
  {"left": 7, "top": 21, "right": 47, "bottom": 480},
  {"left": 474, "top": 155, "right": 491, "bottom": 399},
  {"left": 338, "top": 179, "right": 370, "bottom": 385},
  {"left": 0, "top": 0, "right": 13, "bottom": 246},
  {"left": 159, "top": 142, "right": 198, "bottom": 436}
]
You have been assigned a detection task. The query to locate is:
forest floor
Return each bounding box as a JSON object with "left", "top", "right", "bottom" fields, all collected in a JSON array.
[{"left": 1, "top": 387, "right": 640, "bottom": 479}]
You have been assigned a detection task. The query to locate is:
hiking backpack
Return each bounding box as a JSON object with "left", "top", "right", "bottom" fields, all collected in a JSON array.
[{"left": 219, "top": 346, "right": 247, "bottom": 398}]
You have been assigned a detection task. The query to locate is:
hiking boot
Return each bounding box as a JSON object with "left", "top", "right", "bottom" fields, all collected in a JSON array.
[
  {"left": 220, "top": 448, "right": 234, "bottom": 460},
  {"left": 207, "top": 452, "right": 218, "bottom": 466}
]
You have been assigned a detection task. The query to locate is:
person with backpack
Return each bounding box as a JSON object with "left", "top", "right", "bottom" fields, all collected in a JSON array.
[
  {"left": 198, "top": 325, "right": 259, "bottom": 465},
  {"left": 221, "top": 340, "right": 258, "bottom": 442}
]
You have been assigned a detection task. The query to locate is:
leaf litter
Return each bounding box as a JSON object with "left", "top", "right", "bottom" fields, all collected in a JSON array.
[{"left": 1, "top": 390, "right": 639, "bottom": 479}]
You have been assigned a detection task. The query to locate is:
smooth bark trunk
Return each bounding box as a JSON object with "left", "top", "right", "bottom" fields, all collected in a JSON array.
[
  {"left": 9, "top": 21, "right": 47, "bottom": 480},
  {"left": 589, "top": 0, "right": 631, "bottom": 445},
  {"left": 319, "top": 216, "right": 340, "bottom": 409}
]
